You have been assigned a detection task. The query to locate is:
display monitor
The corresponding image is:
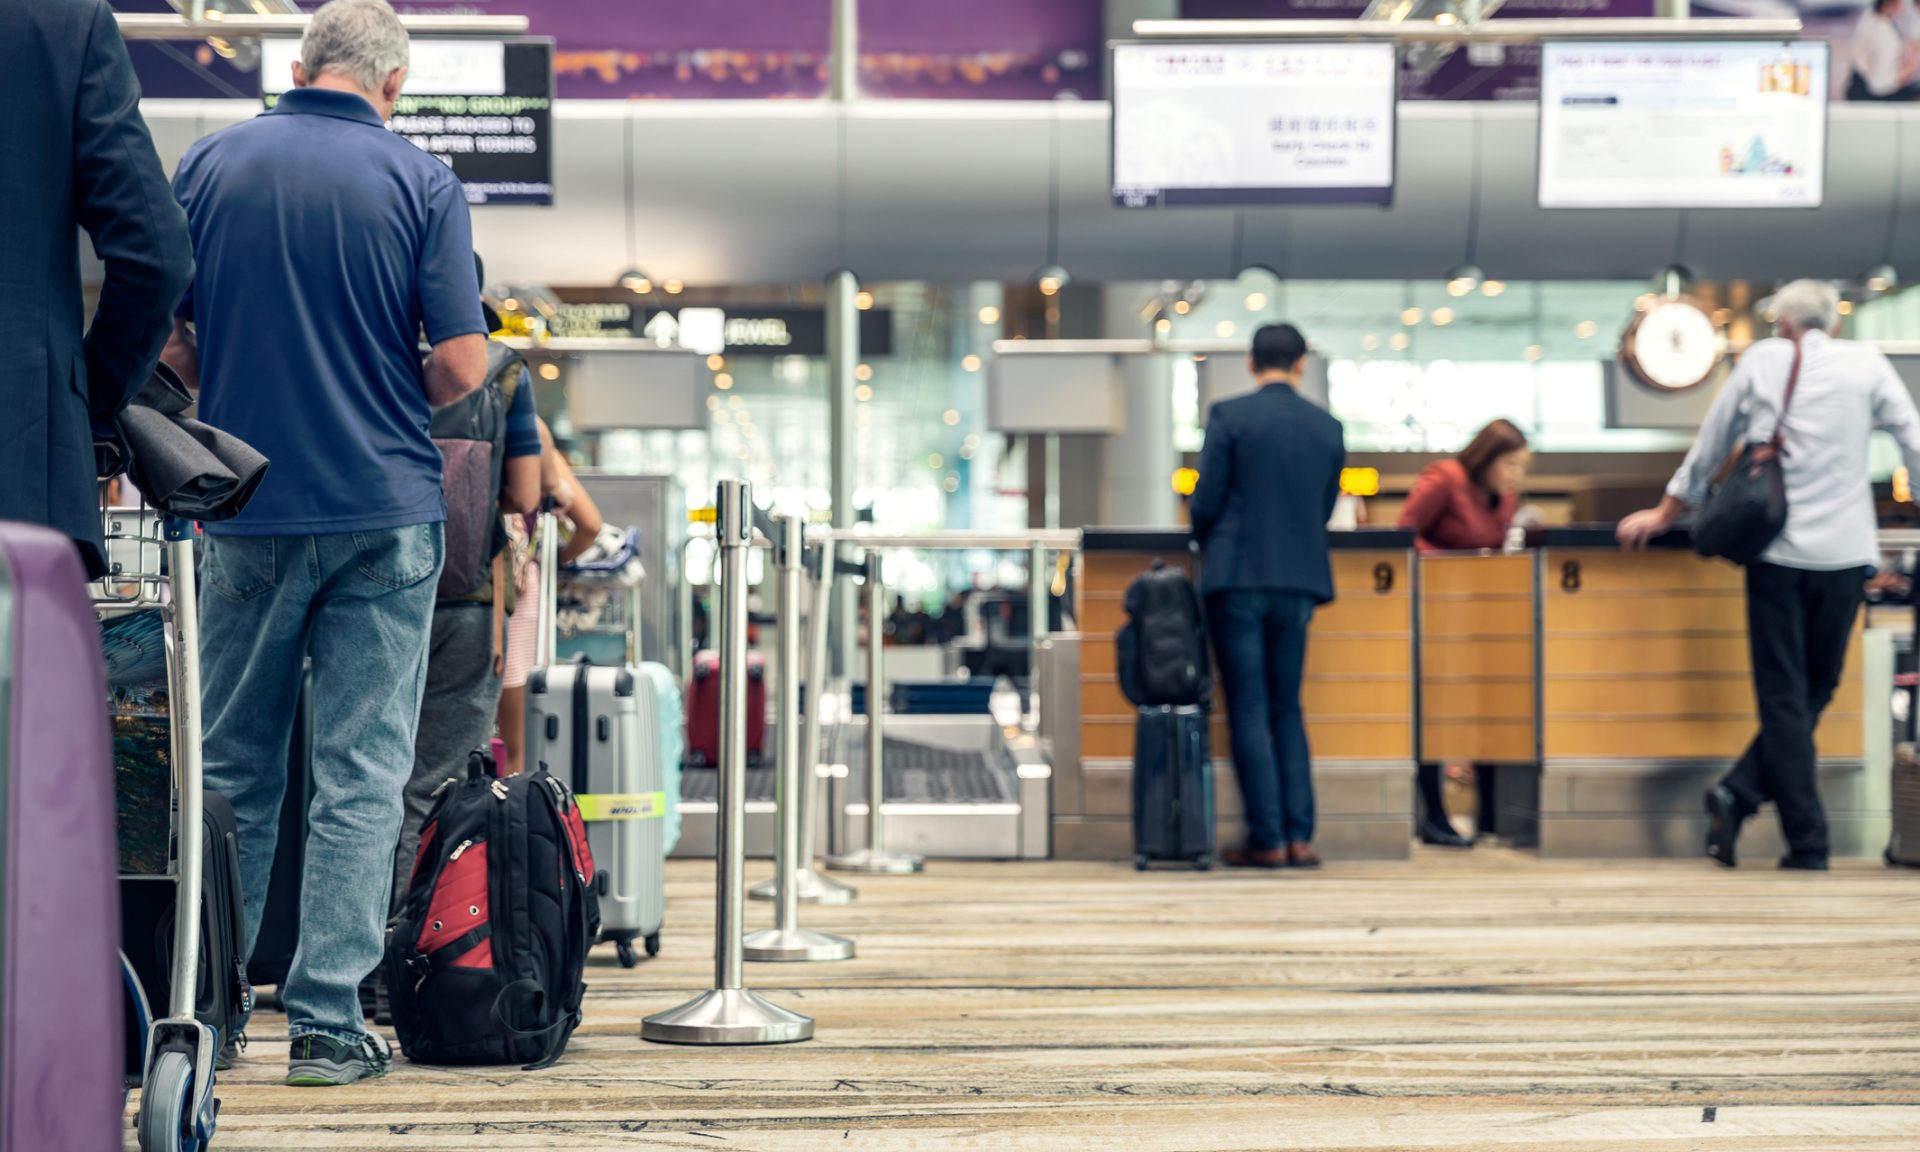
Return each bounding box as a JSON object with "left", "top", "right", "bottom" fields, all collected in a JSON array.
[
  {"left": 1538, "top": 40, "right": 1828, "bottom": 209},
  {"left": 1111, "top": 42, "right": 1397, "bottom": 208}
]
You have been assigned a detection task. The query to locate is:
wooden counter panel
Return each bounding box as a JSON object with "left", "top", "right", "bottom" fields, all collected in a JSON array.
[
  {"left": 1544, "top": 674, "right": 1864, "bottom": 718},
  {"left": 1083, "top": 553, "right": 1190, "bottom": 590},
  {"left": 1546, "top": 715, "right": 1863, "bottom": 760},
  {"left": 1081, "top": 675, "right": 1410, "bottom": 722},
  {"left": 1420, "top": 553, "right": 1535, "bottom": 596},
  {"left": 1311, "top": 596, "right": 1410, "bottom": 634},
  {"left": 1306, "top": 636, "right": 1415, "bottom": 677},
  {"left": 1421, "top": 638, "right": 1534, "bottom": 678},
  {"left": 1543, "top": 550, "right": 1745, "bottom": 594},
  {"left": 1422, "top": 680, "right": 1537, "bottom": 721},
  {"left": 1543, "top": 634, "right": 1753, "bottom": 676},
  {"left": 1082, "top": 717, "right": 1411, "bottom": 760},
  {"left": 1421, "top": 719, "right": 1536, "bottom": 763},
  {"left": 1544, "top": 592, "right": 1747, "bottom": 634},
  {"left": 1080, "top": 595, "right": 1129, "bottom": 636},
  {"left": 1419, "top": 597, "right": 1534, "bottom": 637}
]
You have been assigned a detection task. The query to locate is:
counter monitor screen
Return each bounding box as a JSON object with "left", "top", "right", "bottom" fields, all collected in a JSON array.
[
  {"left": 1111, "top": 42, "right": 1397, "bottom": 208},
  {"left": 1538, "top": 40, "right": 1828, "bottom": 209},
  {"left": 263, "top": 38, "right": 555, "bottom": 206}
]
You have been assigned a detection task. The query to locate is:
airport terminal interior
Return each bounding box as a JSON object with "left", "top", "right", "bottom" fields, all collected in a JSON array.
[{"left": 25, "top": 0, "right": 1920, "bottom": 1149}]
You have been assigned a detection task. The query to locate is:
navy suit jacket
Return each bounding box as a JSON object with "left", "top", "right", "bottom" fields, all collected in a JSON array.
[
  {"left": 1189, "top": 382, "right": 1346, "bottom": 604},
  {"left": 0, "top": 0, "right": 192, "bottom": 576}
]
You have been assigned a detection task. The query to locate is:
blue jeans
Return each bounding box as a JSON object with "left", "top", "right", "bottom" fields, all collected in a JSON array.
[
  {"left": 199, "top": 525, "right": 442, "bottom": 1043},
  {"left": 1206, "top": 590, "right": 1316, "bottom": 850}
]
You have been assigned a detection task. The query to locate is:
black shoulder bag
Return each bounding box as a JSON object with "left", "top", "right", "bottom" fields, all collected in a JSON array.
[{"left": 1692, "top": 340, "right": 1802, "bottom": 566}]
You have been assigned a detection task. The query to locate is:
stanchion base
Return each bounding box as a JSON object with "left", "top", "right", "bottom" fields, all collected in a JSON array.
[
  {"left": 825, "top": 848, "right": 924, "bottom": 874},
  {"left": 750, "top": 867, "right": 858, "bottom": 905},
  {"left": 641, "top": 988, "right": 814, "bottom": 1045},
  {"left": 743, "top": 926, "right": 856, "bottom": 963}
]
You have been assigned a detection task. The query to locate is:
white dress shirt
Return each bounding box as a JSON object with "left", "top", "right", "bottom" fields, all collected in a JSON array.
[
  {"left": 1667, "top": 330, "right": 1920, "bottom": 571},
  {"left": 1855, "top": 11, "right": 1905, "bottom": 96}
]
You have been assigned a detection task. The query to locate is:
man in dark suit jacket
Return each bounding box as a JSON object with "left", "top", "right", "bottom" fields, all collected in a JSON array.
[
  {"left": 0, "top": 0, "right": 193, "bottom": 577},
  {"left": 1189, "top": 323, "right": 1346, "bottom": 870}
]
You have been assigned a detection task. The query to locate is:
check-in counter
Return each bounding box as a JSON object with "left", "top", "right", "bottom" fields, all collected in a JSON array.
[
  {"left": 1060, "top": 528, "right": 1415, "bottom": 861},
  {"left": 1533, "top": 527, "right": 1883, "bottom": 858}
]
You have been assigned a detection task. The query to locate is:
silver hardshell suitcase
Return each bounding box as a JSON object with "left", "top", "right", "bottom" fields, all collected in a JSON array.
[{"left": 523, "top": 509, "right": 671, "bottom": 966}]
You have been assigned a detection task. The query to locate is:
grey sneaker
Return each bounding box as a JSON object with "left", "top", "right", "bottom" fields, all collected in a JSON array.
[{"left": 285, "top": 1032, "right": 393, "bottom": 1087}]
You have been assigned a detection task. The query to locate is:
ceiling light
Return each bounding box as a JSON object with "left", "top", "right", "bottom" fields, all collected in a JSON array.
[
  {"left": 1431, "top": 307, "right": 1455, "bottom": 327},
  {"left": 855, "top": 290, "right": 875, "bottom": 310},
  {"left": 1401, "top": 307, "right": 1424, "bottom": 326},
  {"left": 663, "top": 279, "right": 685, "bottom": 294},
  {"left": 537, "top": 362, "right": 560, "bottom": 381},
  {"left": 943, "top": 474, "right": 961, "bottom": 493},
  {"left": 1036, "top": 264, "right": 1071, "bottom": 297},
  {"left": 1575, "top": 320, "right": 1598, "bottom": 339},
  {"left": 1838, "top": 300, "right": 1855, "bottom": 316},
  {"left": 927, "top": 453, "right": 944, "bottom": 469},
  {"left": 1446, "top": 264, "right": 1484, "bottom": 297},
  {"left": 1361, "top": 333, "right": 1381, "bottom": 351},
  {"left": 978, "top": 305, "right": 1001, "bottom": 325},
  {"left": 855, "top": 363, "right": 874, "bottom": 382},
  {"left": 959, "top": 444, "right": 976, "bottom": 460},
  {"left": 1155, "top": 317, "right": 1172, "bottom": 333},
  {"left": 727, "top": 395, "right": 743, "bottom": 409},
  {"left": 1388, "top": 332, "right": 1410, "bottom": 351},
  {"left": 1481, "top": 280, "right": 1507, "bottom": 298},
  {"left": 617, "top": 270, "right": 653, "bottom": 295},
  {"left": 1244, "top": 292, "right": 1268, "bottom": 311},
  {"left": 1172, "top": 300, "right": 1192, "bottom": 315},
  {"left": 1214, "top": 320, "right": 1236, "bottom": 338},
  {"left": 1865, "top": 263, "right": 1900, "bottom": 294},
  {"left": 706, "top": 354, "right": 725, "bottom": 371},
  {"left": 1524, "top": 344, "right": 1544, "bottom": 362},
  {"left": 714, "top": 373, "right": 734, "bottom": 391},
  {"left": 501, "top": 298, "right": 521, "bottom": 312},
  {"left": 855, "top": 384, "right": 874, "bottom": 402},
  {"left": 962, "top": 354, "right": 982, "bottom": 372},
  {"left": 942, "top": 409, "right": 961, "bottom": 426}
]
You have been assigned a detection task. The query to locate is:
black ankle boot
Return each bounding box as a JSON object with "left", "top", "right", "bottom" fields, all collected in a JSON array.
[{"left": 1419, "top": 820, "right": 1472, "bottom": 848}]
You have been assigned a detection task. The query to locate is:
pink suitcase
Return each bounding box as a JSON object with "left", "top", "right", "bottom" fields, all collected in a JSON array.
[{"left": 0, "top": 523, "right": 121, "bottom": 1152}]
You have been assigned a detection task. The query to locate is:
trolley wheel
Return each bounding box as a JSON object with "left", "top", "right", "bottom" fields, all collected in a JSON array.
[
  {"left": 1133, "top": 855, "right": 1150, "bottom": 872},
  {"left": 1193, "top": 855, "right": 1213, "bottom": 872},
  {"left": 615, "top": 939, "right": 639, "bottom": 969},
  {"left": 644, "top": 932, "right": 661, "bottom": 958},
  {"left": 137, "top": 1049, "right": 198, "bottom": 1152}
]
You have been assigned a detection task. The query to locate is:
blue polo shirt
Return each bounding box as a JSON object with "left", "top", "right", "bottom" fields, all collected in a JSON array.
[{"left": 173, "top": 87, "right": 485, "bottom": 535}]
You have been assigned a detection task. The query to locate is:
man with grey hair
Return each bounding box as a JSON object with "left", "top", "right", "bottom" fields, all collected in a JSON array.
[
  {"left": 1621, "top": 279, "right": 1920, "bottom": 870},
  {"left": 164, "top": 0, "right": 487, "bottom": 1085}
]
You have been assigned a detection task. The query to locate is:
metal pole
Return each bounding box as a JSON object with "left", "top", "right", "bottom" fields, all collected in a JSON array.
[
  {"left": 1028, "top": 541, "right": 1049, "bottom": 726},
  {"left": 827, "top": 270, "right": 859, "bottom": 681},
  {"left": 677, "top": 535, "right": 694, "bottom": 677},
  {"left": 164, "top": 523, "right": 203, "bottom": 1021},
  {"left": 535, "top": 509, "right": 559, "bottom": 668},
  {"left": 744, "top": 518, "right": 855, "bottom": 961},
  {"left": 753, "top": 542, "right": 855, "bottom": 904},
  {"left": 831, "top": 0, "right": 858, "bottom": 102},
  {"left": 827, "top": 552, "right": 923, "bottom": 874},
  {"left": 186, "top": 0, "right": 206, "bottom": 24},
  {"left": 643, "top": 481, "right": 812, "bottom": 1045}
]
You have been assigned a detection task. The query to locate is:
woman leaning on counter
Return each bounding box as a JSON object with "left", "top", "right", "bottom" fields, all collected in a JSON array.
[{"left": 1396, "top": 419, "right": 1532, "bottom": 847}]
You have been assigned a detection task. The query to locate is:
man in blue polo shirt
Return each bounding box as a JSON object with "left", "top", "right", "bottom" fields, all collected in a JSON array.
[{"left": 163, "top": 0, "right": 486, "bottom": 1086}]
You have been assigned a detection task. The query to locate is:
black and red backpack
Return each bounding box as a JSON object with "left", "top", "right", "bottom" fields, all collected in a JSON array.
[{"left": 387, "top": 752, "right": 599, "bottom": 1070}]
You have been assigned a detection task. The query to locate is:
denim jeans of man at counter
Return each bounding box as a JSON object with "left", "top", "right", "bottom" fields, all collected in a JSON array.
[
  {"left": 1207, "top": 589, "right": 1317, "bottom": 851},
  {"left": 198, "top": 525, "right": 443, "bottom": 1044}
]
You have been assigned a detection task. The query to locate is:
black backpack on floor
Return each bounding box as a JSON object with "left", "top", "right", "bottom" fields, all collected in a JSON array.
[
  {"left": 1116, "top": 560, "right": 1212, "bottom": 708},
  {"left": 387, "top": 753, "right": 599, "bottom": 1070}
]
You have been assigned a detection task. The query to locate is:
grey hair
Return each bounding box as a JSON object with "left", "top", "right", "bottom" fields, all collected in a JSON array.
[
  {"left": 1771, "top": 279, "right": 1841, "bottom": 334},
  {"left": 302, "top": 0, "right": 409, "bottom": 94}
]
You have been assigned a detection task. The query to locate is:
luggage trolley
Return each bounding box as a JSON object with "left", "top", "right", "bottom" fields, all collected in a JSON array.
[{"left": 96, "top": 501, "right": 221, "bottom": 1152}]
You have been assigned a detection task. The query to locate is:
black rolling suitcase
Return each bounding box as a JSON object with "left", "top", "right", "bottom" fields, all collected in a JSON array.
[
  {"left": 1889, "top": 633, "right": 1920, "bottom": 867},
  {"left": 249, "top": 659, "right": 314, "bottom": 993},
  {"left": 120, "top": 792, "right": 253, "bottom": 1064},
  {"left": 1132, "top": 704, "right": 1214, "bottom": 871}
]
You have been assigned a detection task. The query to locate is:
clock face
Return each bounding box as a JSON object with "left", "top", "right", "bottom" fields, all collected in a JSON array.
[{"left": 1626, "top": 300, "right": 1720, "bottom": 392}]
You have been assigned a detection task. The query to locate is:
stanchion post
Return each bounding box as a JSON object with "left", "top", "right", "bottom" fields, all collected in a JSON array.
[
  {"left": 752, "top": 540, "right": 855, "bottom": 904},
  {"left": 643, "top": 481, "right": 813, "bottom": 1044},
  {"left": 826, "top": 551, "right": 924, "bottom": 874},
  {"left": 744, "top": 517, "right": 855, "bottom": 961}
]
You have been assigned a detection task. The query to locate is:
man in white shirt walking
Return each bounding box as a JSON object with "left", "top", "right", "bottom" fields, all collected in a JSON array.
[
  {"left": 1849, "top": 0, "right": 1920, "bottom": 101},
  {"left": 1620, "top": 280, "right": 1920, "bottom": 870}
]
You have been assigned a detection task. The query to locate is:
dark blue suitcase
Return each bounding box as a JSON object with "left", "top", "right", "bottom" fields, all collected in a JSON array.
[{"left": 1131, "top": 705, "right": 1214, "bottom": 871}]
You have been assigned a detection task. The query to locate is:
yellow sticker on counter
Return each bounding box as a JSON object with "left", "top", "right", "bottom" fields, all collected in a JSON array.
[{"left": 576, "top": 791, "right": 666, "bottom": 822}]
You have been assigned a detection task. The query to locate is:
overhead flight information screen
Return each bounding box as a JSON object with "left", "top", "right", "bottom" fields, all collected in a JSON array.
[
  {"left": 1538, "top": 40, "right": 1828, "bottom": 209},
  {"left": 1111, "top": 42, "right": 1398, "bottom": 208}
]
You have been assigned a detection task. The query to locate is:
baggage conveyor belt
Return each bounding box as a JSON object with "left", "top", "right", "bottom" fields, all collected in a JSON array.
[{"left": 670, "top": 715, "right": 1052, "bottom": 860}]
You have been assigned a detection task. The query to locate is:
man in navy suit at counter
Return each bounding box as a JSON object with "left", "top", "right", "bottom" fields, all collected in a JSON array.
[{"left": 1189, "top": 324, "right": 1346, "bottom": 869}]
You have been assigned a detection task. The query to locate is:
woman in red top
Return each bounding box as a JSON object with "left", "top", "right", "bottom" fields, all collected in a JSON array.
[
  {"left": 1397, "top": 419, "right": 1531, "bottom": 554},
  {"left": 1396, "top": 420, "right": 1531, "bottom": 846}
]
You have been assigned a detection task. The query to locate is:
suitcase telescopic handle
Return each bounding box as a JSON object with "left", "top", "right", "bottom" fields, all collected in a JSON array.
[{"left": 535, "top": 505, "right": 560, "bottom": 669}]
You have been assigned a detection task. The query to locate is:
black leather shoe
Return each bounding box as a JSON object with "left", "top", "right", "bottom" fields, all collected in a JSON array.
[
  {"left": 1704, "top": 785, "right": 1743, "bottom": 868},
  {"left": 1779, "top": 853, "right": 1830, "bottom": 871},
  {"left": 1418, "top": 821, "right": 1472, "bottom": 848}
]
